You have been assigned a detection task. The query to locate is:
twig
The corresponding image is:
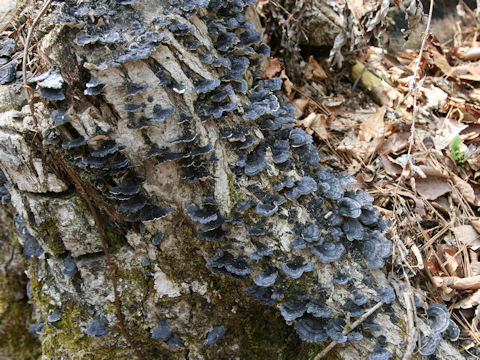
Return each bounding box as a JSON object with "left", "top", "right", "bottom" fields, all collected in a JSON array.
[
  {"left": 22, "top": 0, "right": 54, "bottom": 128},
  {"left": 405, "top": 0, "right": 434, "bottom": 165},
  {"left": 313, "top": 301, "right": 384, "bottom": 359},
  {"left": 402, "top": 290, "right": 417, "bottom": 360}
]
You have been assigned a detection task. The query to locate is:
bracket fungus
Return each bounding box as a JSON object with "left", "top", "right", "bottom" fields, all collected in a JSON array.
[
  {"left": 419, "top": 331, "right": 443, "bottom": 356},
  {"left": 253, "top": 268, "right": 278, "bottom": 287},
  {"left": 374, "top": 286, "right": 395, "bottom": 304},
  {"left": 151, "top": 319, "right": 173, "bottom": 341},
  {"left": 426, "top": 303, "right": 450, "bottom": 334},
  {"left": 279, "top": 300, "right": 308, "bottom": 322},
  {"left": 306, "top": 298, "right": 331, "bottom": 318},
  {"left": 369, "top": 346, "right": 393, "bottom": 360},
  {"left": 294, "top": 318, "right": 329, "bottom": 343},
  {"left": 204, "top": 325, "right": 226, "bottom": 345},
  {"left": 87, "top": 316, "right": 107, "bottom": 337},
  {"left": 281, "top": 257, "right": 314, "bottom": 279}
]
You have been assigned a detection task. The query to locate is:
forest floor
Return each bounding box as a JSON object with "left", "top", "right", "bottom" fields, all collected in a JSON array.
[{"left": 258, "top": 0, "right": 480, "bottom": 355}]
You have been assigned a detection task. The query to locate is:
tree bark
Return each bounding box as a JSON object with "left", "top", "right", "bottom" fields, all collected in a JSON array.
[{"left": 0, "top": 1, "right": 469, "bottom": 359}]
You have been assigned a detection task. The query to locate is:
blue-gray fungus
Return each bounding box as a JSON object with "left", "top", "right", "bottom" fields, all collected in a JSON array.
[
  {"left": 281, "top": 257, "right": 314, "bottom": 279},
  {"left": 47, "top": 311, "right": 63, "bottom": 323},
  {"left": 23, "top": 235, "right": 44, "bottom": 259},
  {"left": 87, "top": 316, "right": 107, "bottom": 337},
  {"left": 294, "top": 318, "right": 328, "bottom": 343},
  {"left": 326, "top": 318, "right": 347, "bottom": 343},
  {"left": 253, "top": 269, "right": 278, "bottom": 287},
  {"left": 62, "top": 255, "right": 78, "bottom": 277},
  {"left": 152, "top": 104, "right": 175, "bottom": 122},
  {"left": 84, "top": 77, "right": 105, "bottom": 95},
  {"left": 249, "top": 241, "right": 273, "bottom": 260},
  {"left": 445, "top": 320, "right": 460, "bottom": 340},
  {"left": 117, "top": 194, "right": 148, "bottom": 214},
  {"left": 419, "top": 331, "right": 443, "bottom": 356},
  {"left": 0, "top": 169, "right": 10, "bottom": 204},
  {"left": 51, "top": 109, "right": 69, "bottom": 126},
  {"left": 32, "top": 67, "right": 65, "bottom": 101},
  {"left": 28, "top": 319, "right": 44, "bottom": 337},
  {"left": 279, "top": 300, "right": 308, "bottom": 322},
  {"left": 151, "top": 319, "right": 173, "bottom": 341},
  {"left": 426, "top": 303, "right": 450, "bottom": 333},
  {"left": 374, "top": 286, "right": 395, "bottom": 304},
  {"left": 348, "top": 331, "right": 363, "bottom": 341},
  {"left": 306, "top": 298, "right": 331, "bottom": 318},
  {"left": 368, "top": 346, "right": 393, "bottom": 360},
  {"left": 331, "top": 272, "right": 352, "bottom": 285},
  {"left": 194, "top": 79, "right": 221, "bottom": 94},
  {"left": 353, "top": 292, "right": 369, "bottom": 306},
  {"left": 204, "top": 325, "right": 227, "bottom": 345}
]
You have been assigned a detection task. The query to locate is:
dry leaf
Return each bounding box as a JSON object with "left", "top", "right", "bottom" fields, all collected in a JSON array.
[
  {"left": 380, "top": 155, "right": 402, "bottom": 177},
  {"left": 422, "top": 85, "right": 448, "bottom": 110},
  {"left": 306, "top": 56, "right": 327, "bottom": 81},
  {"left": 453, "top": 225, "right": 480, "bottom": 250},
  {"left": 297, "top": 113, "right": 330, "bottom": 140},
  {"left": 279, "top": 69, "right": 293, "bottom": 96},
  {"left": 439, "top": 244, "right": 461, "bottom": 277},
  {"left": 415, "top": 176, "right": 451, "bottom": 200},
  {"left": 433, "top": 118, "right": 468, "bottom": 151},
  {"left": 431, "top": 48, "right": 453, "bottom": 77},
  {"left": 452, "top": 176, "right": 479, "bottom": 206},
  {"left": 263, "top": 58, "right": 282, "bottom": 78},
  {"left": 432, "top": 275, "right": 480, "bottom": 290},
  {"left": 322, "top": 95, "right": 345, "bottom": 107},
  {"left": 381, "top": 131, "right": 410, "bottom": 154},
  {"left": 470, "top": 250, "right": 480, "bottom": 276},
  {"left": 459, "top": 46, "right": 480, "bottom": 61},
  {"left": 293, "top": 97, "right": 310, "bottom": 118},
  {"left": 432, "top": 196, "right": 452, "bottom": 214},
  {"left": 359, "top": 106, "right": 386, "bottom": 142},
  {"left": 455, "top": 289, "right": 480, "bottom": 309}
]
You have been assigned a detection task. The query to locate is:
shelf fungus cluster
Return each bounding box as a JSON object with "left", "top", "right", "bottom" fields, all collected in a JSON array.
[{"left": 0, "top": 0, "right": 465, "bottom": 358}]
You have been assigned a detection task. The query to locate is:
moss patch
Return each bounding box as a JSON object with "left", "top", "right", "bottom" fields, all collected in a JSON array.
[{"left": 0, "top": 272, "right": 41, "bottom": 360}]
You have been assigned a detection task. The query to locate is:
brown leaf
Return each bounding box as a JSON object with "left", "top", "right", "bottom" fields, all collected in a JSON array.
[
  {"left": 439, "top": 244, "right": 461, "bottom": 277},
  {"left": 279, "top": 69, "right": 293, "bottom": 96},
  {"left": 431, "top": 48, "right": 453, "bottom": 77},
  {"left": 359, "top": 106, "right": 386, "bottom": 142},
  {"left": 470, "top": 250, "right": 480, "bottom": 276},
  {"left": 453, "top": 225, "right": 480, "bottom": 250},
  {"left": 293, "top": 97, "right": 310, "bottom": 118},
  {"left": 459, "top": 46, "right": 480, "bottom": 61},
  {"left": 381, "top": 131, "right": 410, "bottom": 154},
  {"left": 433, "top": 274, "right": 480, "bottom": 290},
  {"left": 452, "top": 176, "right": 479, "bottom": 206},
  {"left": 415, "top": 176, "right": 451, "bottom": 200},
  {"left": 297, "top": 113, "right": 330, "bottom": 141},
  {"left": 306, "top": 56, "right": 327, "bottom": 81},
  {"left": 263, "top": 58, "right": 282, "bottom": 79},
  {"left": 455, "top": 289, "right": 480, "bottom": 309},
  {"left": 380, "top": 155, "right": 402, "bottom": 177}
]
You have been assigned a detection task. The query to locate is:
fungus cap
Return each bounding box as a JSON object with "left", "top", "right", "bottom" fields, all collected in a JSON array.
[{"left": 204, "top": 325, "right": 226, "bottom": 345}]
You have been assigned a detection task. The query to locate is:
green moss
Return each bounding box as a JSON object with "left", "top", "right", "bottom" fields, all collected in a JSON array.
[
  {"left": 0, "top": 272, "right": 41, "bottom": 360},
  {"left": 37, "top": 219, "right": 66, "bottom": 256},
  {"left": 104, "top": 227, "right": 126, "bottom": 254},
  {"left": 150, "top": 219, "right": 320, "bottom": 360}
]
